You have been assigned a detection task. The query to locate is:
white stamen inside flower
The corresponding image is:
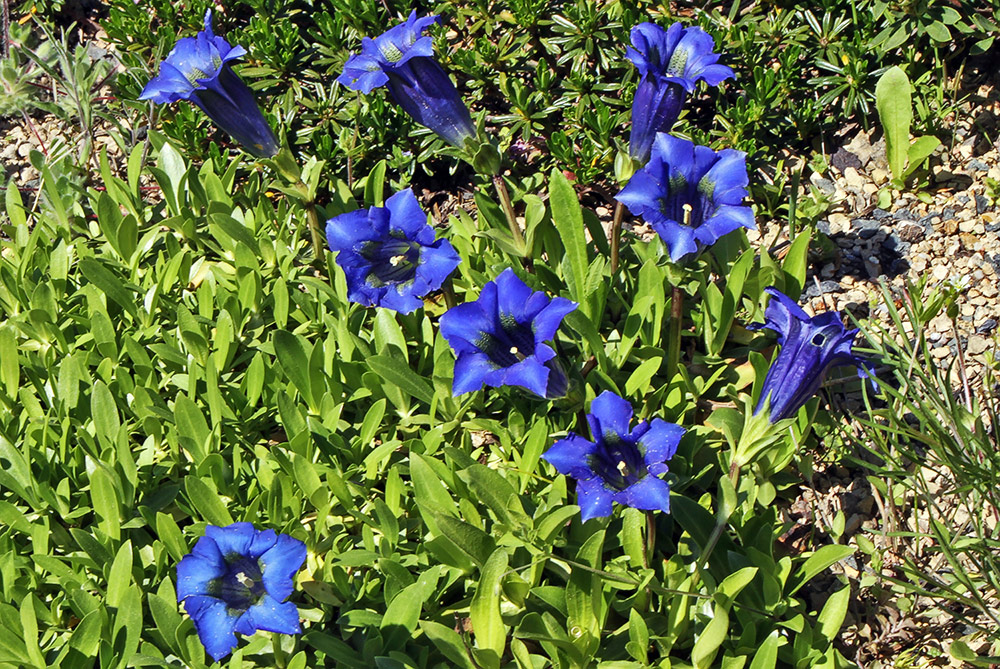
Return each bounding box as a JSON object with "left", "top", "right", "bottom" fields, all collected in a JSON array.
[
  {"left": 509, "top": 346, "right": 519, "bottom": 355},
  {"left": 389, "top": 254, "right": 406, "bottom": 267},
  {"left": 235, "top": 572, "right": 255, "bottom": 588},
  {"left": 617, "top": 461, "right": 629, "bottom": 476},
  {"left": 682, "top": 203, "right": 693, "bottom": 227}
]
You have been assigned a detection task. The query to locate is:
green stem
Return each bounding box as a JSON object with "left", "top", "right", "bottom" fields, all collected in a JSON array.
[
  {"left": 643, "top": 510, "right": 655, "bottom": 570},
  {"left": 666, "top": 284, "right": 683, "bottom": 382},
  {"left": 272, "top": 631, "right": 287, "bottom": 669},
  {"left": 300, "top": 189, "right": 326, "bottom": 266},
  {"left": 442, "top": 278, "right": 458, "bottom": 310},
  {"left": 609, "top": 201, "right": 626, "bottom": 275},
  {"left": 491, "top": 175, "right": 527, "bottom": 255}
]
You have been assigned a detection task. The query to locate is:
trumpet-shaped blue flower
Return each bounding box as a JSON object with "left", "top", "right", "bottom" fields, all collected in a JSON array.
[
  {"left": 177, "top": 522, "right": 306, "bottom": 661},
  {"left": 751, "top": 287, "right": 873, "bottom": 423},
  {"left": 338, "top": 11, "right": 476, "bottom": 148},
  {"left": 627, "top": 22, "right": 734, "bottom": 164},
  {"left": 543, "top": 392, "right": 684, "bottom": 521},
  {"left": 140, "top": 11, "right": 279, "bottom": 158},
  {"left": 616, "top": 133, "right": 755, "bottom": 261},
  {"left": 440, "top": 268, "right": 577, "bottom": 398},
  {"left": 326, "top": 189, "right": 461, "bottom": 314}
]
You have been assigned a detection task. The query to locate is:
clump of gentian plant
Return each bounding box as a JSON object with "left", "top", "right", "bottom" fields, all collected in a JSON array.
[
  {"left": 440, "top": 268, "right": 577, "bottom": 398},
  {"left": 176, "top": 523, "right": 306, "bottom": 661},
  {"left": 626, "top": 22, "right": 734, "bottom": 166},
  {"left": 543, "top": 391, "right": 684, "bottom": 521},
  {"left": 140, "top": 10, "right": 279, "bottom": 158},
  {"left": 325, "top": 188, "right": 461, "bottom": 313},
  {"left": 616, "top": 132, "right": 755, "bottom": 262},
  {"left": 338, "top": 11, "right": 476, "bottom": 151}
]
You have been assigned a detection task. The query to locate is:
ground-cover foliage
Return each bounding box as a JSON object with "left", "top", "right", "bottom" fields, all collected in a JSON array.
[{"left": 0, "top": 0, "right": 997, "bottom": 666}]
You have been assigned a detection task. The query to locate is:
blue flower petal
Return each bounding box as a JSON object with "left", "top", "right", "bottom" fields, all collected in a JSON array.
[
  {"left": 236, "top": 594, "right": 302, "bottom": 636},
  {"left": 385, "top": 189, "right": 428, "bottom": 238},
  {"left": 205, "top": 523, "right": 257, "bottom": 558},
  {"left": 338, "top": 51, "right": 390, "bottom": 92},
  {"left": 259, "top": 534, "right": 307, "bottom": 601},
  {"left": 183, "top": 595, "right": 241, "bottom": 661},
  {"left": 531, "top": 297, "right": 578, "bottom": 342},
  {"left": 542, "top": 434, "right": 597, "bottom": 479},
  {"left": 638, "top": 419, "right": 684, "bottom": 465},
  {"left": 576, "top": 479, "right": 615, "bottom": 521},
  {"left": 622, "top": 475, "right": 672, "bottom": 513},
  {"left": 177, "top": 538, "right": 225, "bottom": 601},
  {"left": 493, "top": 357, "right": 551, "bottom": 398},
  {"left": 587, "top": 391, "right": 635, "bottom": 444},
  {"left": 452, "top": 351, "right": 497, "bottom": 395}
]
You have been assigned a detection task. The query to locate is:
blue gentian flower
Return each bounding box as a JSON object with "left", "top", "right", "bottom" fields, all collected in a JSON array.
[
  {"left": 751, "top": 287, "right": 874, "bottom": 423},
  {"left": 140, "top": 10, "right": 279, "bottom": 158},
  {"left": 543, "top": 391, "right": 684, "bottom": 521},
  {"left": 627, "top": 22, "right": 734, "bottom": 164},
  {"left": 338, "top": 11, "right": 476, "bottom": 148},
  {"left": 177, "top": 522, "right": 306, "bottom": 661},
  {"left": 325, "top": 188, "right": 461, "bottom": 314},
  {"left": 616, "top": 133, "right": 755, "bottom": 261},
  {"left": 440, "top": 268, "right": 577, "bottom": 398}
]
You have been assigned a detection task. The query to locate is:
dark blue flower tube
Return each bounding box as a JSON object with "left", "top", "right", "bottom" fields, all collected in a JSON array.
[
  {"left": 616, "top": 133, "right": 755, "bottom": 261},
  {"left": 325, "top": 188, "right": 461, "bottom": 314},
  {"left": 751, "top": 288, "right": 874, "bottom": 423},
  {"left": 543, "top": 391, "right": 685, "bottom": 521},
  {"left": 338, "top": 12, "right": 476, "bottom": 148},
  {"left": 176, "top": 522, "right": 306, "bottom": 661},
  {"left": 140, "top": 10, "right": 279, "bottom": 158},
  {"left": 440, "top": 268, "right": 577, "bottom": 398},
  {"left": 627, "top": 22, "right": 734, "bottom": 164}
]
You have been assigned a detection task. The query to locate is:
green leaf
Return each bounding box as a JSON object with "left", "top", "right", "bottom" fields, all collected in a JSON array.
[
  {"left": 692, "top": 601, "right": 729, "bottom": 669},
  {"left": 747, "top": 631, "right": 780, "bottom": 669},
  {"left": 786, "top": 545, "right": 854, "bottom": 595},
  {"left": 549, "top": 168, "right": 588, "bottom": 306},
  {"left": 904, "top": 135, "right": 941, "bottom": 177},
  {"left": 106, "top": 541, "right": 134, "bottom": 608},
  {"left": 184, "top": 476, "right": 234, "bottom": 527},
  {"left": 624, "top": 356, "right": 662, "bottom": 396},
  {"left": 625, "top": 608, "right": 649, "bottom": 663},
  {"left": 90, "top": 466, "right": 120, "bottom": 542},
  {"left": 780, "top": 231, "right": 811, "bottom": 299},
  {"left": 471, "top": 548, "right": 509, "bottom": 669},
  {"left": 875, "top": 66, "right": 912, "bottom": 181},
  {"left": 274, "top": 330, "right": 316, "bottom": 411},
  {"left": 368, "top": 354, "right": 435, "bottom": 405},
  {"left": 817, "top": 585, "right": 850, "bottom": 642},
  {"left": 420, "top": 621, "right": 478, "bottom": 669},
  {"left": 78, "top": 258, "right": 138, "bottom": 319}
]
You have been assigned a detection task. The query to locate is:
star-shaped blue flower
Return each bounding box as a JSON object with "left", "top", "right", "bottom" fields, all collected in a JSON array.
[
  {"left": 326, "top": 189, "right": 461, "bottom": 314},
  {"left": 616, "top": 133, "right": 755, "bottom": 261},
  {"left": 439, "top": 268, "right": 577, "bottom": 398},
  {"left": 177, "top": 522, "right": 306, "bottom": 661},
  {"left": 627, "top": 22, "right": 734, "bottom": 164},
  {"left": 751, "top": 287, "right": 874, "bottom": 422},
  {"left": 338, "top": 11, "right": 476, "bottom": 148},
  {"left": 140, "top": 10, "right": 279, "bottom": 158},
  {"left": 543, "top": 392, "right": 685, "bottom": 521}
]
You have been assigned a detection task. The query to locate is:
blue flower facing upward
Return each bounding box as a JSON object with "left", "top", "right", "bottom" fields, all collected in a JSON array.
[
  {"left": 751, "top": 287, "right": 874, "bottom": 423},
  {"left": 140, "top": 10, "right": 279, "bottom": 158},
  {"left": 440, "top": 268, "right": 577, "bottom": 398},
  {"left": 338, "top": 11, "right": 476, "bottom": 148},
  {"left": 543, "top": 392, "right": 685, "bottom": 521},
  {"left": 177, "top": 522, "right": 306, "bottom": 661},
  {"left": 627, "top": 22, "right": 734, "bottom": 164},
  {"left": 616, "top": 133, "right": 755, "bottom": 262},
  {"left": 326, "top": 189, "right": 461, "bottom": 314}
]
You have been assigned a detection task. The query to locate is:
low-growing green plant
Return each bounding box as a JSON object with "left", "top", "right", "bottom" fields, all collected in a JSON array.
[{"left": 874, "top": 66, "right": 941, "bottom": 196}]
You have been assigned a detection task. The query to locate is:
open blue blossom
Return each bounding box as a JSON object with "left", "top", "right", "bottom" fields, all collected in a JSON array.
[
  {"left": 140, "top": 10, "right": 279, "bottom": 158},
  {"left": 440, "top": 268, "right": 577, "bottom": 398},
  {"left": 177, "top": 522, "right": 306, "bottom": 661},
  {"left": 751, "top": 287, "right": 874, "bottom": 423},
  {"left": 627, "top": 22, "right": 734, "bottom": 164},
  {"left": 338, "top": 11, "right": 476, "bottom": 148},
  {"left": 326, "top": 189, "right": 461, "bottom": 314},
  {"left": 543, "top": 392, "right": 684, "bottom": 521},
  {"left": 616, "top": 133, "right": 755, "bottom": 261}
]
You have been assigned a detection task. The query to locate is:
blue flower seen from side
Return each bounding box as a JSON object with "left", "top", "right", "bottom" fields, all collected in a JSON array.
[
  {"left": 326, "top": 189, "right": 461, "bottom": 314},
  {"left": 177, "top": 522, "right": 306, "bottom": 661},
  {"left": 440, "top": 268, "right": 577, "bottom": 398},
  {"left": 616, "top": 133, "right": 755, "bottom": 262},
  {"left": 543, "top": 391, "right": 685, "bottom": 521},
  {"left": 627, "top": 22, "right": 734, "bottom": 164},
  {"left": 338, "top": 11, "right": 476, "bottom": 148},
  {"left": 140, "top": 10, "right": 279, "bottom": 158},
  {"left": 751, "top": 287, "right": 874, "bottom": 423}
]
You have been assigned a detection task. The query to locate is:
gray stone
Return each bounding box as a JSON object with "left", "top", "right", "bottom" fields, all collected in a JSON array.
[
  {"left": 968, "top": 159, "right": 990, "bottom": 172},
  {"left": 977, "top": 318, "right": 998, "bottom": 334}
]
